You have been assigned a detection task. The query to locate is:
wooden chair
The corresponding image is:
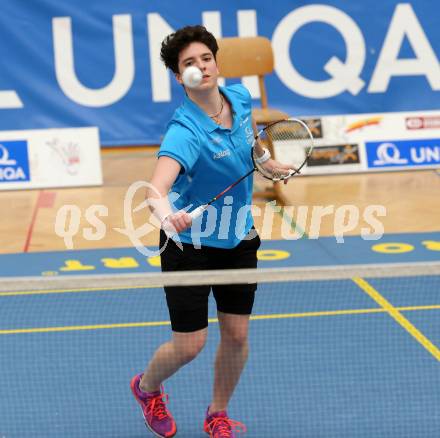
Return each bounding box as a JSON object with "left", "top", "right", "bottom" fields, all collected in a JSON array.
[{"left": 216, "top": 36, "right": 288, "bottom": 204}]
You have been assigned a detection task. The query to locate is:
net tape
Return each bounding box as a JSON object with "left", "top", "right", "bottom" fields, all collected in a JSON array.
[{"left": 1, "top": 261, "right": 439, "bottom": 293}]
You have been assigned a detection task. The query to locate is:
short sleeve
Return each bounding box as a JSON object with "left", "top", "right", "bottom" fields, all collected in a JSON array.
[{"left": 158, "top": 123, "right": 200, "bottom": 173}]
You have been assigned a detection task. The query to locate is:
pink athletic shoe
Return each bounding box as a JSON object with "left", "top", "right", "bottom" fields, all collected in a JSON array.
[
  {"left": 203, "top": 407, "right": 246, "bottom": 437},
  {"left": 130, "top": 373, "right": 177, "bottom": 438}
]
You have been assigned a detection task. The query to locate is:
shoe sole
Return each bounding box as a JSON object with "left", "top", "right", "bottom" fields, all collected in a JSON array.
[
  {"left": 143, "top": 415, "right": 177, "bottom": 438},
  {"left": 130, "top": 378, "right": 177, "bottom": 438}
]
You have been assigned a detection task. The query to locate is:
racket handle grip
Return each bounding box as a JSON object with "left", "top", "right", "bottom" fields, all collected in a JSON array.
[{"left": 189, "top": 205, "right": 207, "bottom": 220}]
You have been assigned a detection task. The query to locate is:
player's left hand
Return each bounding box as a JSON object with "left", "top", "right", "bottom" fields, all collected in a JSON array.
[{"left": 261, "top": 159, "right": 300, "bottom": 184}]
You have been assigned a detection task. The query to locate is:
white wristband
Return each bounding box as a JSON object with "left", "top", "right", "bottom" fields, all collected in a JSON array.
[{"left": 255, "top": 148, "right": 271, "bottom": 164}]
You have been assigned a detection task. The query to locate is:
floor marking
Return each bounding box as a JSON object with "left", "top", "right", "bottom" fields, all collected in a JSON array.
[
  {"left": 23, "top": 191, "right": 56, "bottom": 252},
  {"left": 1, "top": 304, "right": 439, "bottom": 335},
  {"left": 271, "top": 202, "right": 309, "bottom": 239},
  {"left": 0, "top": 284, "right": 153, "bottom": 297},
  {"left": 353, "top": 277, "right": 440, "bottom": 362}
]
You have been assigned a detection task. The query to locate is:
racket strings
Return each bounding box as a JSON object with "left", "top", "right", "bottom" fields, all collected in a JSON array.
[{"left": 253, "top": 119, "right": 314, "bottom": 181}]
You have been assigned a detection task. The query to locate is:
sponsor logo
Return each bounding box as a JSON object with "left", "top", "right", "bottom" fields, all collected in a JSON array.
[
  {"left": 0, "top": 140, "right": 31, "bottom": 182},
  {"left": 213, "top": 149, "right": 231, "bottom": 160},
  {"left": 46, "top": 138, "right": 81, "bottom": 175},
  {"left": 308, "top": 144, "right": 360, "bottom": 166},
  {"left": 372, "top": 142, "right": 408, "bottom": 165},
  {"left": 405, "top": 116, "right": 440, "bottom": 130},
  {"left": 367, "top": 139, "right": 440, "bottom": 167},
  {"left": 244, "top": 126, "right": 254, "bottom": 145},
  {"left": 0, "top": 144, "right": 17, "bottom": 166},
  {"left": 302, "top": 118, "right": 323, "bottom": 139},
  {"left": 345, "top": 117, "right": 382, "bottom": 133},
  {"left": 211, "top": 136, "right": 223, "bottom": 145},
  {"left": 239, "top": 116, "right": 250, "bottom": 127}
]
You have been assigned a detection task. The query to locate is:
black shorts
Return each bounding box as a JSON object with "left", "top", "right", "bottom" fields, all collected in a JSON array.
[{"left": 159, "top": 228, "right": 261, "bottom": 333}]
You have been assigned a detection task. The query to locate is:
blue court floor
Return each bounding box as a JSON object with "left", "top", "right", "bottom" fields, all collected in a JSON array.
[{"left": 1, "top": 273, "right": 439, "bottom": 437}]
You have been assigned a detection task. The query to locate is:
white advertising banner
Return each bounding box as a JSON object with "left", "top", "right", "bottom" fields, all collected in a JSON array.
[
  {"left": 276, "top": 111, "right": 440, "bottom": 175},
  {"left": 0, "top": 127, "right": 102, "bottom": 190}
]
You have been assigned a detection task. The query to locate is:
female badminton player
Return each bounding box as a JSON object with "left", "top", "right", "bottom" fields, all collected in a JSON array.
[{"left": 130, "top": 25, "right": 295, "bottom": 438}]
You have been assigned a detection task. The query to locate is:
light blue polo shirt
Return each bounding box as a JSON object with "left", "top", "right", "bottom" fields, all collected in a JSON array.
[{"left": 158, "top": 84, "right": 255, "bottom": 248}]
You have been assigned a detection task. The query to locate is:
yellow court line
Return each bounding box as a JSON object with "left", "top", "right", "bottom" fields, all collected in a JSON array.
[
  {"left": 1, "top": 304, "right": 439, "bottom": 335},
  {"left": 0, "top": 284, "right": 158, "bottom": 297},
  {"left": 0, "top": 320, "right": 171, "bottom": 334},
  {"left": 353, "top": 277, "right": 440, "bottom": 362}
]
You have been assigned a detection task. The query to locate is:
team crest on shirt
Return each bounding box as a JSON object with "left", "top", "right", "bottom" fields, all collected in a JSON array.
[
  {"left": 245, "top": 126, "right": 254, "bottom": 145},
  {"left": 213, "top": 149, "right": 231, "bottom": 160},
  {"left": 239, "top": 116, "right": 249, "bottom": 127},
  {"left": 211, "top": 136, "right": 223, "bottom": 145}
]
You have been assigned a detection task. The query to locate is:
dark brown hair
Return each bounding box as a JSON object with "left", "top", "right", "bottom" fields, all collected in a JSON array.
[{"left": 160, "top": 25, "right": 218, "bottom": 73}]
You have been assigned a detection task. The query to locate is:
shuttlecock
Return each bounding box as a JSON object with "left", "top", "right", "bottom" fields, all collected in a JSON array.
[{"left": 182, "top": 66, "right": 203, "bottom": 88}]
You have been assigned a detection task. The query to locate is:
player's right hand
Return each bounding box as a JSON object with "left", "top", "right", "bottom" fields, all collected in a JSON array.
[{"left": 161, "top": 210, "right": 192, "bottom": 233}]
